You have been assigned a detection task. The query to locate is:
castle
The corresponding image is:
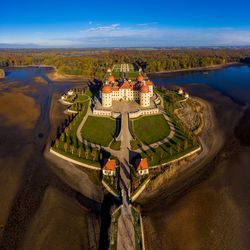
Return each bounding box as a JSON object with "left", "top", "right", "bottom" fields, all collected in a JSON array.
[{"left": 100, "top": 68, "right": 153, "bottom": 108}]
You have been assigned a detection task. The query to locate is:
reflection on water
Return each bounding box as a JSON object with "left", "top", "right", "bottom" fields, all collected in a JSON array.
[{"left": 150, "top": 64, "right": 250, "bottom": 105}]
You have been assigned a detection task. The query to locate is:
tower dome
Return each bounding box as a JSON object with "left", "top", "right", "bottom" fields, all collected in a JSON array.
[
  {"left": 102, "top": 85, "right": 112, "bottom": 93},
  {"left": 108, "top": 75, "right": 115, "bottom": 82},
  {"left": 140, "top": 84, "right": 149, "bottom": 93},
  {"left": 137, "top": 75, "right": 144, "bottom": 82}
]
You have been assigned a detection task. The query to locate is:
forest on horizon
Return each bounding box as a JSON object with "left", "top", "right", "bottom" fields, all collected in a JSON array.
[{"left": 0, "top": 48, "right": 249, "bottom": 79}]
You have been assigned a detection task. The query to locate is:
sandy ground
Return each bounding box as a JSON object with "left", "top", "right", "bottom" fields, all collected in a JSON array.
[
  {"left": 45, "top": 70, "right": 91, "bottom": 82},
  {"left": 32, "top": 76, "right": 48, "bottom": 84},
  {"left": 0, "top": 91, "right": 40, "bottom": 129},
  {"left": 137, "top": 82, "right": 250, "bottom": 250}
]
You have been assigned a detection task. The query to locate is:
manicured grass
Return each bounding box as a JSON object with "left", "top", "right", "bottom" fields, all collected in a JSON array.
[
  {"left": 137, "top": 88, "right": 200, "bottom": 167},
  {"left": 130, "top": 139, "right": 142, "bottom": 150},
  {"left": 110, "top": 140, "right": 121, "bottom": 150},
  {"left": 132, "top": 114, "right": 170, "bottom": 145},
  {"left": 81, "top": 116, "right": 117, "bottom": 147},
  {"left": 126, "top": 71, "right": 139, "bottom": 78},
  {"left": 77, "top": 94, "right": 89, "bottom": 102},
  {"left": 112, "top": 72, "right": 123, "bottom": 78}
]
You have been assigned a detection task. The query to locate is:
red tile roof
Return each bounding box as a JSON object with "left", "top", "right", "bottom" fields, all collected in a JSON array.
[
  {"left": 136, "top": 158, "right": 148, "bottom": 171},
  {"left": 137, "top": 75, "right": 144, "bottom": 82},
  {"left": 108, "top": 75, "right": 115, "bottom": 82},
  {"left": 103, "top": 159, "right": 116, "bottom": 171}
]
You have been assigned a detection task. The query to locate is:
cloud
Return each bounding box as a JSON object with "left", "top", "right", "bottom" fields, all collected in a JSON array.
[
  {"left": 2, "top": 26, "right": 250, "bottom": 48},
  {"left": 89, "top": 21, "right": 93, "bottom": 25},
  {"left": 87, "top": 24, "right": 120, "bottom": 32}
]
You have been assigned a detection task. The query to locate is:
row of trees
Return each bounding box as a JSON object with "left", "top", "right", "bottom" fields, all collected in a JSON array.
[{"left": 1, "top": 48, "right": 250, "bottom": 78}]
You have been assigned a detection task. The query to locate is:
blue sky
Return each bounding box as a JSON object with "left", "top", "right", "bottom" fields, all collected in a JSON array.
[{"left": 1, "top": 0, "right": 250, "bottom": 47}]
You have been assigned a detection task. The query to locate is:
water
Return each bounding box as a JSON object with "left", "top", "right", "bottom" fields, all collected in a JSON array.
[{"left": 150, "top": 64, "right": 250, "bottom": 105}]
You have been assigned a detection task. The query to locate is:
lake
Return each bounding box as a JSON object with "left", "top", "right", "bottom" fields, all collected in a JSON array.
[{"left": 150, "top": 64, "right": 250, "bottom": 105}]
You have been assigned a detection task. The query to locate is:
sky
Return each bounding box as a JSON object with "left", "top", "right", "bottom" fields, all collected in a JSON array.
[{"left": 1, "top": 0, "right": 250, "bottom": 48}]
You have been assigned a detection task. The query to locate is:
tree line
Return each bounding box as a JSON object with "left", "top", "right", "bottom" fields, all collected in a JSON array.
[{"left": 0, "top": 48, "right": 249, "bottom": 78}]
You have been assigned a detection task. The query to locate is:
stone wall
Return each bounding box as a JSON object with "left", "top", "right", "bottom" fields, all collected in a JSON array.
[
  {"left": 93, "top": 108, "right": 121, "bottom": 118},
  {"left": 129, "top": 108, "right": 159, "bottom": 118}
]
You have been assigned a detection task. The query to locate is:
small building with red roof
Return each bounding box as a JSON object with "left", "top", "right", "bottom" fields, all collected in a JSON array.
[
  {"left": 184, "top": 92, "right": 189, "bottom": 98},
  {"left": 177, "top": 88, "right": 183, "bottom": 95},
  {"left": 136, "top": 158, "right": 149, "bottom": 175},
  {"left": 61, "top": 94, "right": 67, "bottom": 100},
  {"left": 102, "top": 158, "right": 116, "bottom": 176},
  {"left": 67, "top": 89, "right": 74, "bottom": 96}
]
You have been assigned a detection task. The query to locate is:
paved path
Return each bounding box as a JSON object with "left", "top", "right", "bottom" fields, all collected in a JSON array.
[{"left": 117, "top": 112, "right": 135, "bottom": 250}]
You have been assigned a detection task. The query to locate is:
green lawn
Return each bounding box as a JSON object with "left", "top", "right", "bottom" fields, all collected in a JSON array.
[
  {"left": 126, "top": 71, "right": 139, "bottom": 78},
  {"left": 81, "top": 116, "right": 117, "bottom": 146},
  {"left": 137, "top": 87, "right": 199, "bottom": 167},
  {"left": 132, "top": 114, "right": 170, "bottom": 145},
  {"left": 110, "top": 140, "right": 121, "bottom": 150}
]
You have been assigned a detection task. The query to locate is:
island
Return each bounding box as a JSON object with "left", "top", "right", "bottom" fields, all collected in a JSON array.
[{"left": 50, "top": 63, "right": 204, "bottom": 249}]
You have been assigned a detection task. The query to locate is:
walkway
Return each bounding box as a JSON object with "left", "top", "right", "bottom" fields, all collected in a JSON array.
[{"left": 117, "top": 112, "right": 135, "bottom": 250}]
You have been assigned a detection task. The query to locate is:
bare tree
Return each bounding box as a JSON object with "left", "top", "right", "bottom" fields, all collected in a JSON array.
[
  {"left": 70, "top": 145, "right": 74, "bottom": 154},
  {"left": 55, "top": 139, "right": 59, "bottom": 148},
  {"left": 85, "top": 149, "right": 89, "bottom": 159},
  {"left": 150, "top": 152, "right": 154, "bottom": 161},
  {"left": 78, "top": 147, "right": 81, "bottom": 157},
  {"left": 65, "top": 127, "right": 69, "bottom": 136},
  {"left": 184, "top": 139, "right": 188, "bottom": 150},
  {"left": 160, "top": 148, "right": 164, "bottom": 159},
  {"left": 64, "top": 142, "right": 68, "bottom": 152},
  {"left": 169, "top": 146, "right": 173, "bottom": 156},
  {"left": 176, "top": 143, "right": 180, "bottom": 153},
  {"left": 92, "top": 151, "right": 96, "bottom": 161}
]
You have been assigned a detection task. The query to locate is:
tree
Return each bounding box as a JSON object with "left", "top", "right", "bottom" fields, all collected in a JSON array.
[
  {"left": 92, "top": 151, "right": 96, "bottom": 161},
  {"left": 65, "top": 127, "right": 69, "bottom": 136},
  {"left": 64, "top": 142, "right": 68, "bottom": 152},
  {"left": 160, "top": 148, "right": 164, "bottom": 159},
  {"left": 85, "top": 149, "right": 89, "bottom": 159},
  {"left": 150, "top": 152, "right": 154, "bottom": 161},
  {"left": 184, "top": 139, "right": 188, "bottom": 150},
  {"left": 55, "top": 139, "right": 59, "bottom": 148},
  {"left": 70, "top": 145, "right": 74, "bottom": 154},
  {"left": 169, "top": 147, "right": 173, "bottom": 156},
  {"left": 78, "top": 147, "right": 81, "bottom": 157},
  {"left": 99, "top": 152, "right": 103, "bottom": 161},
  {"left": 60, "top": 132, "right": 65, "bottom": 142},
  {"left": 176, "top": 143, "right": 180, "bottom": 153}
]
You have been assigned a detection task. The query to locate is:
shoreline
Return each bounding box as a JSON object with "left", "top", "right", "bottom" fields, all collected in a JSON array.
[
  {"left": 3, "top": 62, "right": 244, "bottom": 82},
  {"left": 136, "top": 94, "right": 225, "bottom": 205},
  {"left": 147, "top": 62, "right": 242, "bottom": 76}
]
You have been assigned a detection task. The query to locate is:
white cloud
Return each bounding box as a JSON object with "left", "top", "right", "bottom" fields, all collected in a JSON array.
[
  {"left": 89, "top": 21, "right": 92, "bottom": 25},
  {"left": 87, "top": 24, "right": 120, "bottom": 32}
]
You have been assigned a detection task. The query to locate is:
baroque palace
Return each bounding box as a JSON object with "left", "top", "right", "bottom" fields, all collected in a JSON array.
[{"left": 100, "top": 68, "right": 153, "bottom": 107}]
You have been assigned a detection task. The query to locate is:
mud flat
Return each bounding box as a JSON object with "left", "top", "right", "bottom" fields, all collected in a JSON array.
[
  {"left": 0, "top": 67, "right": 102, "bottom": 250},
  {"left": 45, "top": 70, "right": 91, "bottom": 82},
  {"left": 137, "top": 82, "right": 250, "bottom": 249}
]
